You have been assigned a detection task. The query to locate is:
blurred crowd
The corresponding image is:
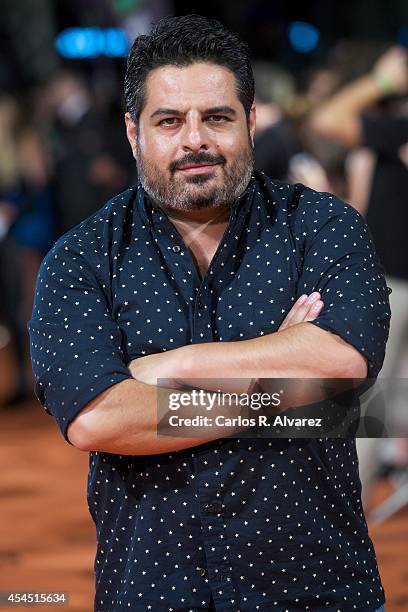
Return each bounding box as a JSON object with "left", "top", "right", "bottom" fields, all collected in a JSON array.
[
  {"left": 0, "top": 21, "right": 407, "bottom": 499},
  {"left": 0, "top": 70, "right": 135, "bottom": 403}
]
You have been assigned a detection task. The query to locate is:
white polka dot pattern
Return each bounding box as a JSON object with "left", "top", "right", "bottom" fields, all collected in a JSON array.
[{"left": 28, "top": 172, "right": 389, "bottom": 611}]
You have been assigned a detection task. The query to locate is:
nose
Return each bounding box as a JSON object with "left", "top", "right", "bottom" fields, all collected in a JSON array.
[{"left": 181, "top": 114, "right": 209, "bottom": 153}]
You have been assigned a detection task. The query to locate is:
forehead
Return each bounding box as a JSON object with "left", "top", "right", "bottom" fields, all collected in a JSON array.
[{"left": 143, "top": 63, "right": 241, "bottom": 113}]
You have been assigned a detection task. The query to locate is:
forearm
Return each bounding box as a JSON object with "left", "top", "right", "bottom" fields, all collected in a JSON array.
[
  {"left": 73, "top": 322, "right": 365, "bottom": 455},
  {"left": 178, "top": 323, "right": 367, "bottom": 381},
  {"left": 67, "top": 378, "right": 242, "bottom": 456},
  {"left": 310, "top": 46, "right": 408, "bottom": 148},
  {"left": 309, "top": 75, "right": 381, "bottom": 147}
]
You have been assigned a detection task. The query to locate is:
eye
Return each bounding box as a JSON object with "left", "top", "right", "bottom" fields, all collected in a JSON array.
[
  {"left": 207, "top": 115, "right": 229, "bottom": 123},
  {"left": 159, "top": 117, "right": 181, "bottom": 126}
]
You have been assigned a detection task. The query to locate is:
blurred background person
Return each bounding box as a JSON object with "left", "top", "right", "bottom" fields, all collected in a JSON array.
[
  {"left": 0, "top": 95, "right": 24, "bottom": 403},
  {"left": 0, "top": 94, "right": 56, "bottom": 404},
  {"left": 40, "top": 70, "right": 134, "bottom": 235},
  {"left": 252, "top": 61, "right": 300, "bottom": 180},
  {"left": 309, "top": 45, "right": 408, "bottom": 498},
  {"left": 253, "top": 60, "right": 333, "bottom": 191}
]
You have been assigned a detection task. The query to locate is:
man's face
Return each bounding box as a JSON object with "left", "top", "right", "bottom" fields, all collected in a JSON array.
[{"left": 125, "top": 62, "right": 256, "bottom": 211}]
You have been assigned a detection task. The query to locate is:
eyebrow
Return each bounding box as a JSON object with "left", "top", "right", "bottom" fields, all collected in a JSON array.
[{"left": 150, "top": 105, "right": 237, "bottom": 119}]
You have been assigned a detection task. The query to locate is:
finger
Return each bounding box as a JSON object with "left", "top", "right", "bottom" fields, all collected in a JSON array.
[
  {"left": 304, "top": 299, "right": 323, "bottom": 322},
  {"left": 279, "top": 294, "right": 307, "bottom": 330},
  {"left": 280, "top": 294, "right": 308, "bottom": 328},
  {"left": 288, "top": 291, "right": 321, "bottom": 326},
  {"left": 279, "top": 292, "right": 320, "bottom": 331}
]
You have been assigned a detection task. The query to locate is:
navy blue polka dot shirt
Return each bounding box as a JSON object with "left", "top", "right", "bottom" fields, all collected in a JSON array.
[{"left": 29, "top": 172, "right": 390, "bottom": 611}]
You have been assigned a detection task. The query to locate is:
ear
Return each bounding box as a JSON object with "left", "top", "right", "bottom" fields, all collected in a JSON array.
[
  {"left": 125, "top": 112, "right": 138, "bottom": 159},
  {"left": 249, "top": 103, "right": 256, "bottom": 146}
]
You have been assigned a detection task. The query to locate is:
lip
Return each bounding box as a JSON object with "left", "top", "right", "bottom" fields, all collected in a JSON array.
[{"left": 176, "top": 163, "right": 219, "bottom": 175}]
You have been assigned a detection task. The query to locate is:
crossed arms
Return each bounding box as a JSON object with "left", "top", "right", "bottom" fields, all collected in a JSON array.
[{"left": 67, "top": 292, "right": 367, "bottom": 455}]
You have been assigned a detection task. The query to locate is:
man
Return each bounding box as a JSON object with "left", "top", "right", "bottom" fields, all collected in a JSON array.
[{"left": 29, "top": 15, "right": 390, "bottom": 612}]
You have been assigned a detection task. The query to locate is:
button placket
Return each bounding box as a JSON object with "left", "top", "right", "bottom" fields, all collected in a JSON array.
[
  {"left": 205, "top": 501, "right": 222, "bottom": 515},
  {"left": 191, "top": 290, "right": 213, "bottom": 342},
  {"left": 150, "top": 212, "right": 202, "bottom": 305},
  {"left": 197, "top": 451, "right": 237, "bottom": 609}
]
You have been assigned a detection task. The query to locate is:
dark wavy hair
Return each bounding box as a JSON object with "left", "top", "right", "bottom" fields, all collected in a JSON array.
[{"left": 124, "top": 14, "right": 254, "bottom": 122}]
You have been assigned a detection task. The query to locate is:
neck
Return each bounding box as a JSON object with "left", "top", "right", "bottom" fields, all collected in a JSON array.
[{"left": 163, "top": 203, "right": 231, "bottom": 225}]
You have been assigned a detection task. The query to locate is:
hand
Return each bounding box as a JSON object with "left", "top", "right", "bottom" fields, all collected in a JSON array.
[
  {"left": 278, "top": 292, "right": 323, "bottom": 332},
  {"left": 372, "top": 46, "right": 408, "bottom": 96},
  {"left": 288, "top": 153, "right": 332, "bottom": 193},
  {"left": 128, "top": 349, "right": 185, "bottom": 387}
]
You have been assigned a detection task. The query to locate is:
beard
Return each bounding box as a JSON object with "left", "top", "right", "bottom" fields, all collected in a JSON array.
[{"left": 136, "top": 136, "right": 254, "bottom": 212}]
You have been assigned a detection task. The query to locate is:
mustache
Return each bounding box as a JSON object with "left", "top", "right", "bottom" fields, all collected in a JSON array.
[{"left": 169, "top": 152, "right": 226, "bottom": 173}]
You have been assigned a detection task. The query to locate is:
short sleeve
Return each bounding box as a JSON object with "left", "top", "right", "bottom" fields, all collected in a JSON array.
[
  {"left": 361, "top": 114, "right": 408, "bottom": 159},
  {"left": 295, "top": 191, "right": 391, "bottom": 378},
  {"left": 28, "top": 242, "right": 131, "bottom": 442}
]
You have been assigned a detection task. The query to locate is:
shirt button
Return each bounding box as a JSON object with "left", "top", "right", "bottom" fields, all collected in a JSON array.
[
  {"left": 172, "top": 245, "right": 181, "bottom": 253},
  {"left": 197, "top": 567, "right": 207, "bottom": 577},
  {"left": 205, "top": 502, "right": 221, "bottom": 514}
]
